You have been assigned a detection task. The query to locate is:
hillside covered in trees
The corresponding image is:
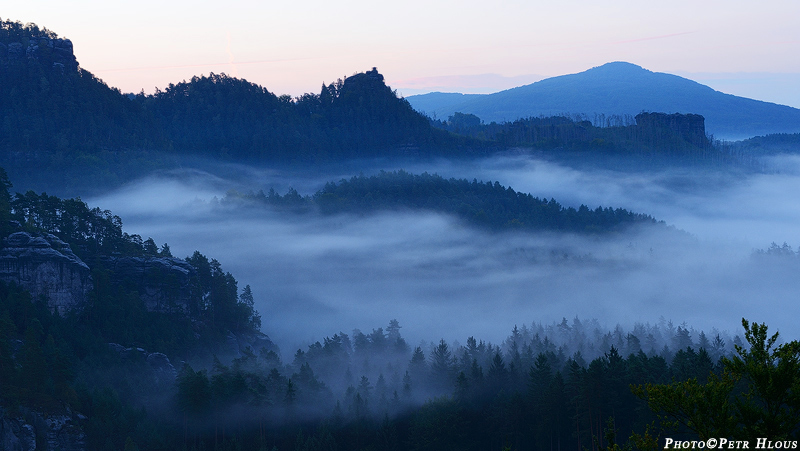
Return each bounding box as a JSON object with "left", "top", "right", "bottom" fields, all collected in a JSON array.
[
  {"left": 224, "top": 170, "right": 663, "bottom": 234},
  {"left": 434, "top": 112, "right": 710, "bottom": 153},
  {"left": 430, "top": 112, "right": 746, "bottom": 169},
  {"left": 143, "top": 69, "right": 462, "bottom": 162},
  {"left": 0, "top": 167, "right": 268, "bottom": 446},
  {"left": 0, "top": 19, "right": 772, "bottom": 198},
  {"left": 0, "top": 20, "right": 476, "bottom": 195}
]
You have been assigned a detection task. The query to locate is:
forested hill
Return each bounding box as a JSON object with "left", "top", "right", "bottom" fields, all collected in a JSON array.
[
  {"left": 0, "top": 20, "right": 478, "bottom": 195},
  {"left": 0, "top": 19, "right": 459, "bottom": 162},
  {"left": 0, "top": 19, "right": 748, "bottom": 198},
  {"left": 0, "top": 168, "right": 264, "bottom": 353},
  {"left": 0, "top": 22, "right": 165, "bottom": 152},
  {"left": 0, "top": 21, "right": 173, "bottom": 193},
  {"left": 226, "top": 171, "right": 662, "bottom": 234},
  {"left": 141, "top": 69, "right": 466, "bottom": 162},
  {"left": 432, "top": 112, "right": 720, "bottom": 165}
]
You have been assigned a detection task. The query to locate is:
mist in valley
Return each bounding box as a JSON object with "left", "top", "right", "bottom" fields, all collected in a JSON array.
[{"left": 86, "top": 153, "right": 800, "bottom": 360}]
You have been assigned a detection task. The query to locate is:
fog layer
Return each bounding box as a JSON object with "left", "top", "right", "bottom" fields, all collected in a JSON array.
[{"left": 88, "top": 154, "right": 800, "bottom": 355}]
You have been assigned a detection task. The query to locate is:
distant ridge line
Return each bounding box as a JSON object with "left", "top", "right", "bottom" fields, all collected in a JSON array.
[{"left": 406, "top": 62, "right": 800, "bottom": 140}]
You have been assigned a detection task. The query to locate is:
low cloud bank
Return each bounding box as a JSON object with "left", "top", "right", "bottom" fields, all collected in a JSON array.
[{"left": 88, "top": 155, "right": 800, "bottom": 356}]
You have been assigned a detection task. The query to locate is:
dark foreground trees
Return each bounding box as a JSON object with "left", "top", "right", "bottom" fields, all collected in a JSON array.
[
  {"left": 155, "top": 317, "right": 800, "bottom": 450},
  {"left": 635, "top": 318, "right": 800, "bottom": 441}
]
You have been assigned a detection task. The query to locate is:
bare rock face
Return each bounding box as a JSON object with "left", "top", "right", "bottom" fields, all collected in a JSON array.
[
  {"left": 0, "top": 233, "right": 197, "bottom": 315},
  {"left": 0, "top": 232, "right": 92, "bottom": 314},
  {"left": 97, "top": 256, "right": 196, "bottom": 313},
  {"left": 5, "top": 42, "right": 24, "bottom": 61},
  {"left": 50, "top": 38, "right": 77, "bottom": 70},
  {"left": 635, "top": 112, "right": 710, "bottom": 148},
  {"left": 108, "top": 343, "right": 178, "bottom": 385},
  {"left": 0, "top": 407, "right": 86, "bottom": 451},
  {"left": 227, "top": 330, "right": 280, "bottom": 358},
  {"left": 0, "top": 36, "right": 79, "bottom": 71}
]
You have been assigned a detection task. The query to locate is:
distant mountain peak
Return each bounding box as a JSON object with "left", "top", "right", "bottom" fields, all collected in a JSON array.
[
  {"left": 564, "top": 62, "right": 662, "bottom": 83},
  {"left": 406, "top": 62, "right": 800, "bottom": 139},
  {"left": 590, "top": 61, "right": 646, "bottom": 71},
  {"left": 581, "top": 62, "right": 653, "bottom": 77}
]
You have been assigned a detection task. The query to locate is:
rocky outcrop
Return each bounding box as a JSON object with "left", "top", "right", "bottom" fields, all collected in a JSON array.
[
  {"left": 0, "top": 407, "right": 86, "bottom": 451},
  {"left": 108, "top": 343, "right": 178, "bottom": 385},
  {"left": 635, "top": 112, "right": 710, "bottom": 149},
  {"left": 0, "top": 233, "right": 198, "bottom": 315},
  {"left": 97, "top": 256, "right": 196, "bottom": 313},
  {"left": 0, "top": 36, "right": 78, "bottom": 71},
  {"left": 0, "top": 232, "right": 92, "bottom": 314},
  {"left": 227, "top": 330, "right": 280, "bottom": 358}
]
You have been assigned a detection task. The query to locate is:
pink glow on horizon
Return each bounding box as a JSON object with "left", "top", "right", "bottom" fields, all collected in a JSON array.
[{"left": 3, "top": 0, "right": 799, "bottom": 105}]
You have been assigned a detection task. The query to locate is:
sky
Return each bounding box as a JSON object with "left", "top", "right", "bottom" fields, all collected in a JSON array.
[{"left": 5, "top": 0, "right": 800, "bottom": 107}]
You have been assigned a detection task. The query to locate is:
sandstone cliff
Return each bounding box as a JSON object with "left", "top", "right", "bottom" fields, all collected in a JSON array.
[
  {"left": 96, "top": 255, "right": 196, "bottom": 313},
  {"left": 0, "top": 37, "right": 79, "bottom": 71},
  {"left": 0, "top": 229, "right": 278, "bottom": 352},
  {"left": 108, "top": 342, "right": 179, "bottom": 386},
  {"left": 634, "top": 112, "right": 711, "bottom": 149},
  {"left": 0, "top": 232, "right": 91, "bottom": 314},
  {"left": 0, "top": 231, "right": 204, "bottom": 316},
  {"left": 0, "top": 407, "right": 86, "bottom": 451}
]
